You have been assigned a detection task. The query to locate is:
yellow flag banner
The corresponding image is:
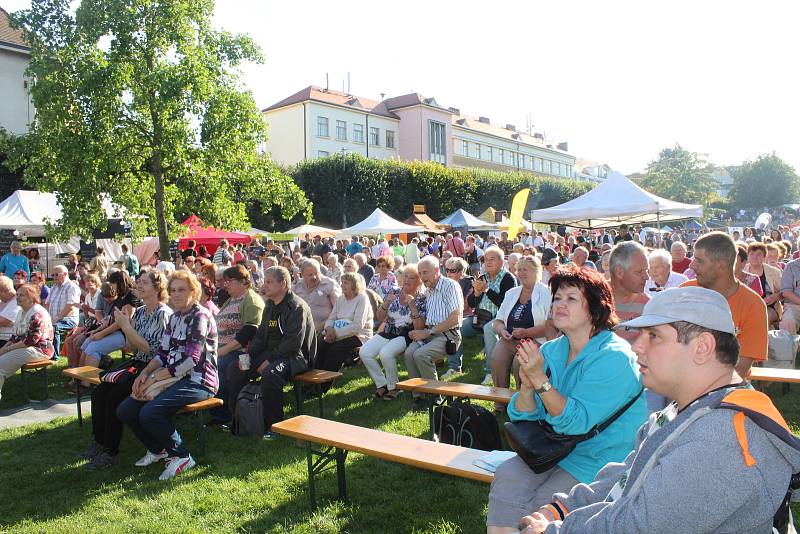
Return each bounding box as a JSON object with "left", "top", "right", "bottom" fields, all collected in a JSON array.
[{"left": 506, "top": 188, "right": 531, "bottom": 240}]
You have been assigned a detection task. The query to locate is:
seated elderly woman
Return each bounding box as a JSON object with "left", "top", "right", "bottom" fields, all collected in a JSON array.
[
  {"left": 79, "top": 270, "right": 143, "bottom": 369},
  {"left": 368, "top": 256, "right": 397, "bottom": 300},
  {"left": 464, "top": 246, "right": 517, "bottom": 386},
  {"left": 360, "top": 264, "right": 426, "bottom": 400},
  {"left": 644, "top": 249, "right": 688, "bottom": 293},
  {"left": 81, "top": 270, "right": 172, "bottom": 469},
  {"left": 569, "top": 245, "right": 596, "bottom": 271},
  {"left": 486, "top": 267, "right": 646, "bottom": 533},
  {"left": 116, "top": 270, "right": 218, "bottom": 481},
  {"left": 315, "top": 272, "right": 373, "bottom": 381},
  {"left": 342, "top": 257, "right": 358, "bottom": 275},
  {"left": 489, "top": 255, "right": 552, "bottom": 412},
  {"left": 293, "top": 258, "right": 341, "bottom": 333},
  {"left": 0, "top": 284, "right": 54, "bottom": 400},
  {"left": 324, "top": 254, "right": 343, "bottom": 285}
]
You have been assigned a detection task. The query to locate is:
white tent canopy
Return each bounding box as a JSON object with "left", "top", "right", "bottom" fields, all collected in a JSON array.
[
  {"left": 338, "top": 209, "right": 423, "bottom": 236},
  {"left": 284, "top": 224, "right": 338, "bottom": 238},
  {"left": 437, "top": 209, "right": 499, "bottom": 231},
  {"left": 529, "top": 172, "right": 703, "bottom": 228},
  {"left": 0, "top": 190, "right": 125, "bottom": 238}
]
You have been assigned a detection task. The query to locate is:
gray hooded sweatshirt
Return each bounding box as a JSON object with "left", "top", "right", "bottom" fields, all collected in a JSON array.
[{"left": 542, "top": 385, "right": 800, "bottom": 533}]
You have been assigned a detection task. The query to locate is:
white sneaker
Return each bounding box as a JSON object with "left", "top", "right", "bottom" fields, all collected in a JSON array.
[
  {"left": 440, "top": 369, "right": 461, "bottom": 380},
  {"left": 158, "top": 455, "right": 196, "bottom": 480},
  {"left": 134, "top": 449, "right": 168, "bottom": 467},
  {"left": 481, "top": 373, "right": 493, "bottom": 386}
]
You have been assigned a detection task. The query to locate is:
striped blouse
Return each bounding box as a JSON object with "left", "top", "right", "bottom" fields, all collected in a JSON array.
[{"left": 131, "top": 302, "right": 172, "bottom": 362}]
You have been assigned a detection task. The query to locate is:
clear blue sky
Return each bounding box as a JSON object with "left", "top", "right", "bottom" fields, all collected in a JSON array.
[{"left": 4, "top": 0, "right": 799, "bottom": 174}]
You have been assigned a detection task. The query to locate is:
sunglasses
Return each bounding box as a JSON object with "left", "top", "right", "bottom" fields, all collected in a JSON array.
[{"left": 445, "top": 268, "right": 461, "bottom": 273}]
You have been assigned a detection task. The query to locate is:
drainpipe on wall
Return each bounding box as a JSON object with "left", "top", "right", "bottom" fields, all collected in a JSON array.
[
  {"left": 302, "top": 103, "right": 307, "bottom": 161},
  {"left": 365, "top": 112, "right": 369, "bottom": 158}
]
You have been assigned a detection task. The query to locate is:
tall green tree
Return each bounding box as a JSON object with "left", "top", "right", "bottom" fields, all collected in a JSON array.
[
  {"left": 10, "top": 0, "right": 310, "bottom": 256},
  {"left": 728, "top": 153, "right": 800, "bottom": 209},
  {"left": 639, "top": 145, "right": 717, "bottom": 204}
]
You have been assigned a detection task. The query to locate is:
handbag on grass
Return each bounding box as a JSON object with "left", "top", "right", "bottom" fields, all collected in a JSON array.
[{"left": 504, "top": 387, "right": 643, "bottom": 474}]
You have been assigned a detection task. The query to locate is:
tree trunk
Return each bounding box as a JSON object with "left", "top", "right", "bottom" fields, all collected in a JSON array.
[{"left": 153, "top": 161, "right": 170, "bottom": 260}]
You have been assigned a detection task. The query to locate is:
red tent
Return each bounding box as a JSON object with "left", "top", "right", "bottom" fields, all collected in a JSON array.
[{"left": 179, "top": 215, "right": 251, "bottom": 255}]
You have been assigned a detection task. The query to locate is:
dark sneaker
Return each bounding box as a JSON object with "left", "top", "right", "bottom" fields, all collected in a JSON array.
[
  {"left": 85, "top": 451, "right": 116, "bottom": 470},
  {"left": 78, "top": 441, "right": 103, "bottom": 460},
  {"left": 262, "top": 431, "right": 280, "bottom": 441}
]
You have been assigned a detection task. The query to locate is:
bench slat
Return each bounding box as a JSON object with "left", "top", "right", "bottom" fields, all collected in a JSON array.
[
  {"left": 272, "top": 415, "right": 493, "bottom": 483},
  {"left": 396, "top": 378, "right": 515, "bottom": 404},
  {"left": 748, "top": 367, "right": 800, "bottom": 384},
  {"left": 62, "top": 366, "right": 101, "bottom": 385},
  {"left": 179, "top": 398, "right": 223, "bottom": 413},
  {"left": 22, "top": 360, "right": 54, "bottom": 370},
  {"left": 294, "top": 370, "right": 343, "bottom": 384}
]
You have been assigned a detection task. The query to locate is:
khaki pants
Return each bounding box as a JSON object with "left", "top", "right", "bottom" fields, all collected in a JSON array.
[
  {"left": 490, "top": 337, "right": 522, "bottom": 410},
  {"left": 404, "top": 334, "right": 448, "bottom": 397},
  {"left": 0, "top": 346, "right": 48, "bottom": 400},
  {"left": 780, "top": 303, "right": 800, "bottom": 334}
]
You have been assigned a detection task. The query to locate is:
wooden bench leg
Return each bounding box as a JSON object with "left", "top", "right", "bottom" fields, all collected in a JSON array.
[
  {"left": 21, "top": 368, "right": 29, "bottom": 403},
  {"left": 304, "top": 444, "right": 348, "bottom": 511},
  {"left": 75, "top": 382, "right": 84, "bottom": 427},
  {"left": 21, "top": 366, "right": 50, "bottom": 402},
  {"left": 294, "top": 384, "right": 304, "bottom": 416}
]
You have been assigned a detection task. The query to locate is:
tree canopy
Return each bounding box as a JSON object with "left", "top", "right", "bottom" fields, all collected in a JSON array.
[
  {"left": 728, "top": 153, "right": 800, "bottom": 209},
  {"left": 638, "top": 145, "right": 717, "bottom": 205},
  {"left": 10, "top": 0, "right": 310, "bottom": 255}
]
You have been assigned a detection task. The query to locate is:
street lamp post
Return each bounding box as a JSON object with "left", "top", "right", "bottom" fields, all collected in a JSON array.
[{"left": 340, "top": 147, "right": 348, "bottom": 228}]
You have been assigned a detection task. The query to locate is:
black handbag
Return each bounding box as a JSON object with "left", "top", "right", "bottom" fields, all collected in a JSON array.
[
  {"left": 98, "top": 358, "right": 144, "bottom": 384},
  {"left": 473, "top": 308, "right": 494, "bottom": 327},
  {"left": 504, "top": 387, "right": 643, "bottom": 474}
]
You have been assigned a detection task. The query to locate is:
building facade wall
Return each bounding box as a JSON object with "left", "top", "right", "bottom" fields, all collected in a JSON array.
[
  {"left": 306, "top": 102, "right": 399, "bottom": 161},
  {"left": 0, "top": 48, "right": 33, "bottom": 135},
  {"left": 263, "top": 103, "right": 306, "bottom": 166}
]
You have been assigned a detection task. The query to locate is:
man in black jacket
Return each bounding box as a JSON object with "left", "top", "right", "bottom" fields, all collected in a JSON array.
[{"left": 226, "top": 266, "right": 317, "bottom": 439}]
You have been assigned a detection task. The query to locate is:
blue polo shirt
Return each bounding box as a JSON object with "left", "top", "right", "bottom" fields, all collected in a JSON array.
[{"left": 0, "top": 253, "right": 30, "bottom": 277}]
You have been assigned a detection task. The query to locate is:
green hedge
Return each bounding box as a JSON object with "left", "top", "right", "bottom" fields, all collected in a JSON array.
[{"left": 291, "top": 155, "right": 594, "bottom": 228}]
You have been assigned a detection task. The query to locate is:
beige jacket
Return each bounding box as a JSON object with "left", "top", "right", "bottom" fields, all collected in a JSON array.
[{"left": 745, "top": 262, "right": 783, "bottom": 319}]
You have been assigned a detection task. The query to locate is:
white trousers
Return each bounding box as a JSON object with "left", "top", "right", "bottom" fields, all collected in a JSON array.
[
  {"left": 360, "top": 334, "right": 408, "bottom": 390},
  {"left": 0, "top": 346, "right": 47, "bottom": 400}
]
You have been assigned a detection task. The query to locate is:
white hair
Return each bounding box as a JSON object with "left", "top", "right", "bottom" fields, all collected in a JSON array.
[
  {"left": 671, "top": 241, "right": 687, "bottom": 252},
  {"left": 418, "top": 256, "right": 440, "bottom": 271},
  {"left": 648, "top": 249, "right": 672, "bottom": 267},
  {"left": 483, "top": 245, "right": 505, "bottom": 261}
]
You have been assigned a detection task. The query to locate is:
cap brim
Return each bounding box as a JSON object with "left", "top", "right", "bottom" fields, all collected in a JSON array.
[{"left": 618, "top": 314, "right": 680, "bottom": 329}]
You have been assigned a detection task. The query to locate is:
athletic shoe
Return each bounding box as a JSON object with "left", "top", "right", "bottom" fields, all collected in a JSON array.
[
  {"left": 85, "top": 451, "right": 116, "bottom": 470},
  {"left": 440, "top": 369, "right": 461, "bottom": 380},
  {"left": 134, "top": 449, "right": 168, "bottom": 467},
  {"left": 481, "top": 373, "right": 493, "bottom": 386},
  {"left": 78, "top": 440, "right": 103, "bottom": 460},
  {"left": 158, "top": 455, "right": 195, "bottom": 480}
]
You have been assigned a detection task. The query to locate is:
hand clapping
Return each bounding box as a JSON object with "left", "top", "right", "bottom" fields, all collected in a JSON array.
[{"left": 515, "top": 339, "right": 545, "bottom": 389}]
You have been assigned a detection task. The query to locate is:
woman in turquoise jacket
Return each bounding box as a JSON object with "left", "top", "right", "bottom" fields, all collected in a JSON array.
[{"left": 487, "top": 267, "right": 647, "bottom": 533}]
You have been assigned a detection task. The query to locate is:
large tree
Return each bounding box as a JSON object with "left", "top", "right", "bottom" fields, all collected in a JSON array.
[
  {"left": 10, "top": 0, "right": 310, "bottom": 256},
  {"left": 639, "top": 145, "right": 717, "bottom": 205},
  {"left": 728, "top": 153, "right": 800, "bottom": 209}
]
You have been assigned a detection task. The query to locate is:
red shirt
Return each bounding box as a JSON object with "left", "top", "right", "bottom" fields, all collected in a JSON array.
[{"left": 672, "top": 257, "right": 692, "bottom": 274}]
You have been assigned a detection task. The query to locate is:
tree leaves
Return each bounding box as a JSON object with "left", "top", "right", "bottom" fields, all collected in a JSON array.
[
  {"left": 639, "top": 145, "right": 717, "bottom": 205},
  {"left": 729, "top": 153, "right": 800, "bottom": 209}
]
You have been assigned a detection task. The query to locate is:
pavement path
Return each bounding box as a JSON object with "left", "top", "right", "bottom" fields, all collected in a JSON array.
[{"left": 0, "top": 397, "right": 89, "bottom": 431}]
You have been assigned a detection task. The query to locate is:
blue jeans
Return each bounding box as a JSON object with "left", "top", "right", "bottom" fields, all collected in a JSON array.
[
  {"left": 81, "top": 331, "right": 126, "bottom": 363},
  {"left": 452, "top": 317, "right": 498, "bottom": 373},
  {"left": 116, "top": 378, "right": 212, "bottom": 458},
  {"left": 53, "top": 317, "right": 78, "bottom": 359},
  {"left": 209, "top": 351, "right": 241, "bottom": 423}
]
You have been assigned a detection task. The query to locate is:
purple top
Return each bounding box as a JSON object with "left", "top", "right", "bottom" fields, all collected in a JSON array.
[{"left": 156, "top": 303, "right": 218, "bottom": 393}]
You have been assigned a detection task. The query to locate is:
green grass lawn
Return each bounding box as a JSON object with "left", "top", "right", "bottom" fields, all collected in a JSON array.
[{"left": 1, "top": 339, "right": 799, "bottom": 533}]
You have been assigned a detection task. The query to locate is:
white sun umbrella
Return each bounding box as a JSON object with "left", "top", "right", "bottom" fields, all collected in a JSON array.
[
  {"left": 284, "top": 224, "right": 339, "bottom": 238},
  {"left": 337, "top": 208, "right": 424, "bottom": 237}
]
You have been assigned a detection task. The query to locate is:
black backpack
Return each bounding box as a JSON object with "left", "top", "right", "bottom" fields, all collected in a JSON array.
[
  {"left": 433, "top": 399, "right": 502, "bottom": 451},
  {"left": 233, "top": 383, "right": 265, "bottom": 437}
]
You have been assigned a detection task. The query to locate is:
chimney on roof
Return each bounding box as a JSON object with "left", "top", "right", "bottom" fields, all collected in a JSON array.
[
  {"left": 448, "top": 107, "right": 460, "bottom": 115},
  {"left": 505, "top": 124, "right": 516, "bottom": 131},
  {"left": 325, "top": 73, "right": 329, "bottom": 92},
  {"left": 478, "top": 116, "right": 490, "bottom": 124},
  {"left": 557, "top": 142, "right": 569, "bottom": 152},
  {"left": 533, "top": 132, "right": 544, "bottom": 140},
  {"left": 380, "top": 93, "right": 386, "bottom": 100}
]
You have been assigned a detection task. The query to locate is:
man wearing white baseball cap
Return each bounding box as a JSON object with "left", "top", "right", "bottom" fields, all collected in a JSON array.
[{"left": 517, "top": 286, "right": 800, "bottom": 534}]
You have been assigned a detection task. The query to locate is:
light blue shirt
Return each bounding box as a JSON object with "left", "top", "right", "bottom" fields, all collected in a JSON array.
[
  {"left": 0, "top": 253, "right": 30, "bottom": 277},
  {"left": 508, "top": 329, "right": 646, "bottom": 483}
]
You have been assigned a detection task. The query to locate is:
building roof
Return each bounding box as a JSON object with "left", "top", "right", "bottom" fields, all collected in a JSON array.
[
  {"left": 453, "top": 114, "right": 569, "bottom": 154},
  {"left": 262, "top": 86, "right": 399, "bottom": 119},
  {"left": 0, "top": 7, "right": 29, "bottom": 51}
]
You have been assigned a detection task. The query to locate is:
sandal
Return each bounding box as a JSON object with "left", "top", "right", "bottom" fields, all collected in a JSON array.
[
  {"left": 373, "top": 386, "right": 388, "bottom": 399},
  {"left": 382, "top": 389, "right": 400, "bottom": 401}
]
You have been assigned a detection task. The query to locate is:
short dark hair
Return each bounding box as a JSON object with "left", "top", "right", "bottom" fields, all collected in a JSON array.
[
  {"left": 694, "top": 231, "right": 736, "bottom": 267},
  {"left": 223, "top": 264, "right": 252, "bottom": 288},
  {"left": 670, "top": 321, "right": 739, "bottom": 367},
  {"left": 549, "top": 266, "right": 619, "bottom": 334},
  {"left": 108, "top": 269, "right": 135, "bottom": 297}
]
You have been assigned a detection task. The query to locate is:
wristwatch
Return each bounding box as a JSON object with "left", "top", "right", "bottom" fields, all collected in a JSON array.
[{"left": 534, "top": 380, "right": 552, "bottom": 394}]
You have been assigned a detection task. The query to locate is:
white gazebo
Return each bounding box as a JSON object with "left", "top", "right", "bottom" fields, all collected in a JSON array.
[
  {"left": 529, "top": 172, "right": 703, "bottom": 228},
  {"left": 338, "top": 209, "right": 423, "bottom": 236},
  {"left": 284, "top": 224, "right": 339, "bottom": 238}
]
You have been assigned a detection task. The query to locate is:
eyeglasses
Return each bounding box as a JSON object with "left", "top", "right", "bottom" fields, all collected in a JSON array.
[{"left": 445, "top": 268, "right": 461, "bottom": 273}]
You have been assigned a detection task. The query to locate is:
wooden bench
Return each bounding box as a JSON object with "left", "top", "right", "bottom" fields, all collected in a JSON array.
[
  {"left": 396, "top": 378, "right": 515, "bottom": 439},
  {"left": 748, "top": 367, "right": 800, "bottom": 384},
  {"left": 292, "top": 370, "right": 343, "bottom": 418},
  {"left": 61, "top": 366, "right": 223, "bottom": 454},
  {"left": 271, "top": 415, "right": 493, "bottom": 510},
  {"left": 20, "top": 359, "right": 55, "bottom": 402}
]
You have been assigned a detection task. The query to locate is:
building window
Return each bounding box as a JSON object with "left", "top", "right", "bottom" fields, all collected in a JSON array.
[
  {"left": 369, "top": 126, "right": 380, "bottom": 146},
  {"left": 336, "top": 120, "right": 347, "bottom": 141},
  {"left": 317, "top": 116, "right": 329, "bottom": 137},
  {"left": 428, "top": 120, "right": 446, "bottom": 164},
  {"left": 353, "top": 124, "right": 364, "bottom": 143},
  {"left": 534, "top": 157, "right": 542, "bottom": 172},
  {"left": 476, "top": 143, "right": 481, "bottom": 159},
  {"left": 544, "top": 160, "right": 552, "bottom": 174},
  {"left": 487, "top": 146, "right": 493, "bottom": 162},
  {"left": 386, "top": 129, "right": 395, "bottom": 149},
  {"left": 318, "top": 150, "right": 329, "bottom": 158},
  {"left": 498, "top": 148, "right": 504, "bottom": 164},
  {"left": 553, "top": 162, "right": 560, "bottom": 176},
  {"left": 462, "top": 140, "right": 469, "bottom": 156}
]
